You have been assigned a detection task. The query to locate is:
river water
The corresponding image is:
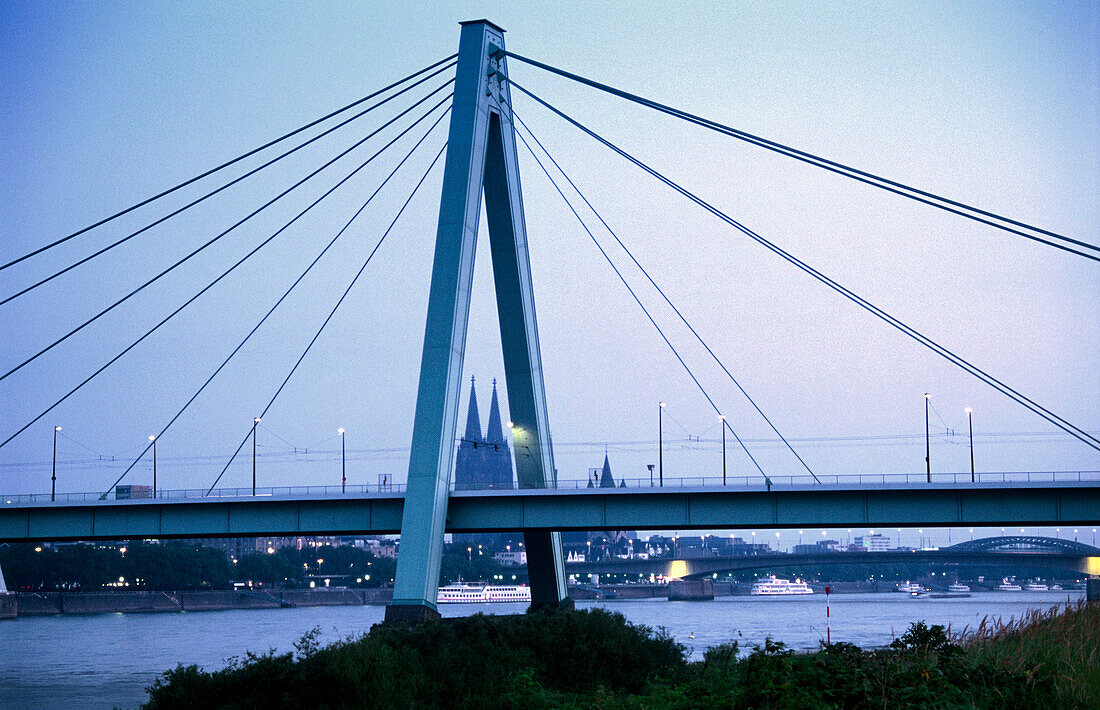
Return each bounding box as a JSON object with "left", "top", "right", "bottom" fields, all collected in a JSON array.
[{"left": 0, "top": 591, "right": 1084, "bottom": 709}]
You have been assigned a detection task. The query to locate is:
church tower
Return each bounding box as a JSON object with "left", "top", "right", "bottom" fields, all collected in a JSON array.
[
  {"left": 453, "top": 376, "right": 516, "bottom": 553},
  {"left": 454, "top": 376, "right": 515, "bottom": 491}
]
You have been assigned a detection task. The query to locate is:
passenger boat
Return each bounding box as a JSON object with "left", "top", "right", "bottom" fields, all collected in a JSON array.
[
  {"left": 750, "top": 575, "right": 813, "bottom": 595},
  {"left": 1023, "top": 581, "right": 1049, "bottom": 592},
  {"left": 895, "top": 581, "right": 924, "bottom": 593},
  {"left": 947, "top": 583, "right": 971, "bottom": 593},
  {"left": 912, "top": 590, "right": 971, "bottom": 599},
  {"left": 437, "top": 584, "right": 532, "bottom": 603},
  {"left": 995, "top": 578, "right": 1022, "bottom": 591}
]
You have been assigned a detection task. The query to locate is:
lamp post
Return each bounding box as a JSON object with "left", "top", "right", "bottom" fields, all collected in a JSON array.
[
  {"left": 252, "top": 417, "right": 260, "bottom": 495},
  {"left": 338, "top": 428, "right": 346, "bottom": 493},
  {"left": 923, "top": 393, "right": 931, "bottom": 482},
  {"left": 52, "top": 425, "right": 61, "bottom": 501},
  {"left": 148, "top": 435, "right": 157, "bottom": 498},
  {"left": 964, "top": 407, "right": 974, "bottom": 482},
  {"left": 719, "top": 415, "right": 727, "bottom": 486},
  {"left": 658, "top": 401, "right": 666, "bottom": 487}
]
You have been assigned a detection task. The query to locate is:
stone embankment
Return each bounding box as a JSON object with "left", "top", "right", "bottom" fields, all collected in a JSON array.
[{"left": 2, "top": 587, "right": 394, "bottom": 618}]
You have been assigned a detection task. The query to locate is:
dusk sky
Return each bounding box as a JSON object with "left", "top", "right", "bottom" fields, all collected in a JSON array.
[{"left": 2, "top": 0, "right": 1097, "bottom": 543}]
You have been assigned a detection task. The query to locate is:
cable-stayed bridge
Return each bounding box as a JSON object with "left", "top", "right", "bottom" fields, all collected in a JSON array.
[{"left": 1, "top": 21, "right": 1097, "bottom": 621}]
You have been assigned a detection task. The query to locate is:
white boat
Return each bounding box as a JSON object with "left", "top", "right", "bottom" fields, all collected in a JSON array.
[
  {"left": 895, "top": 581, "right": 924, "bottom": 593},
  {"left": 995, "top": 578, "right": 1022, "bottom": 591},
  {"left": 947, "top": 583, "right": 971, "bottom": 593},
  {"left": 1050, "top": 584, "right": 1063, "bottom": 591},
  {"left": 750, "top": 575, "right": 813, "bottom": 595},
  {"left": 1023, "top": 581, "right": 1049, "bottom": 592},
  {"left": 437, "top": 584, "right": 531, "bottom": 604},
  {"left": 912, "top": 590, "right": 971, "bottom": 599}
]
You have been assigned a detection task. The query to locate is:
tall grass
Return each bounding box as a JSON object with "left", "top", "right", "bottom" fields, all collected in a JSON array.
[{"left": 956, "top": 599, "right": 1100, "bottom": 707}]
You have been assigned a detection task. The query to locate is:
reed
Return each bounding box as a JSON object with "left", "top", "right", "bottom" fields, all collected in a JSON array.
[{"left": 955, "top": 599, "right": 1100, "bottom": 707}]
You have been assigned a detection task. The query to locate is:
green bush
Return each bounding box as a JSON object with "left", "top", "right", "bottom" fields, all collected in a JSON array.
[{"left": 144, "top": 608, "right": 685, "bottom": 709}]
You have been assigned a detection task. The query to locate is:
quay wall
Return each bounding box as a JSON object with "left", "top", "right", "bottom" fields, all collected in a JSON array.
[{"left": 3, "top": 588, "right": 392, "bottom": 619}]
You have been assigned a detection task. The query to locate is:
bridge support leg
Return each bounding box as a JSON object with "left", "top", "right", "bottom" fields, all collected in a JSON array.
[{"left": 386, "top": 20, "right": 570, "bottom": 623}]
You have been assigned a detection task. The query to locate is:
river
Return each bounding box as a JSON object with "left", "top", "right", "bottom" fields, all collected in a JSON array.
[{"left": 0, "top": 591, "right": 1083, "bottom": 709}]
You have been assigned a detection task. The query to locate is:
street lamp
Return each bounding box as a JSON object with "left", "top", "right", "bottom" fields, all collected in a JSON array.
[
  {"left": 658, "top": 402, "right": 666, "bottom": 486},
  {"left": 148, "top": 435, "right": 157, "bottom": 498},
  {"left": 964, "top": 407, "right": 974, "bottom": 482},
  {"left": 719, "top": 415, "right": 727, "bottom": 485},
  {"left": 52, "top": 425, "right": 61, "bottom": 501},
  {"left": 338, "top": 428, "right": 346, "bottom": 493},
  {"left": 252, "top": 417, "right": 261, "bottom": 495},
  {"left": 923, "top": 393, "right": 932, "bottom": 482}
]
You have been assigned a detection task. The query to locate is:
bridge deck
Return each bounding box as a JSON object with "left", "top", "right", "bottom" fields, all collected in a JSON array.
[{"left": 2, "top": 481, "right": 1097, "bottom": 542}]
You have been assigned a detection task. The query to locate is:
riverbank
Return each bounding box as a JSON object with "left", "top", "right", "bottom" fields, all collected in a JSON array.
[
  {"left": 3, "top": 578, "right": 1087, "bottom": 618},
  {"left": 3, "top": 587, "right": 393, "bottom": 617},
  {"left": 140, "top": 600, "right": 1099, "bottom": 709}
]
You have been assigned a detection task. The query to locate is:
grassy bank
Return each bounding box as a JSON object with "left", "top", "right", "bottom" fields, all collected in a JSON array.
[{"left": 144, "top": 601, "right": 1099, "bottom": 709}]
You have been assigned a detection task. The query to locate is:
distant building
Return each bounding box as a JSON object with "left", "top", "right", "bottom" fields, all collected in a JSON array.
[
  {"left": 854, "top": 534, "right": 891, "bottom": 552},
  {"left": 793, "top": 539, "right": 844, "bottom": 555},
  {"left": 453, "top": 377, "right": 517, "bottom": 552},
  {"left": 454, "top": 377, "right": 514, "bottom": 491},
  {"left": 494, "top": 550, "right": 527, "bottom": 566}
]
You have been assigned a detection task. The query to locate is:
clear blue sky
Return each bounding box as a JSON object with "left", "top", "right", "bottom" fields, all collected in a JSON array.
[{"left": 2, "top": 0, "right": 1097, "bottom": 541}]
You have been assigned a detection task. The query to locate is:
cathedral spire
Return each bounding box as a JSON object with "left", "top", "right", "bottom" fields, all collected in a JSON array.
[
  {"left": 599, "top": 453, "right": 616, "bottom": 488},
  {"left": 485, "top": 378, "right": 507, "bottom": 445},
  {"left": 463, "top": 375, "right": 482, "bottom": 443}
]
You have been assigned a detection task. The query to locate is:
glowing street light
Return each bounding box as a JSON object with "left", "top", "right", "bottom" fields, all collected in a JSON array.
[
  {"left": 964, "top": 407, "right": 975, "bottom": 482},
  {"left": 148, "top": 435, "right": 157, "bottom": 498},
  {"left": 658, "top": 402, "right": 666, "bottom": 487},
  {"left": 719, "top": 414, "right": 727, "bottom": 485},
  {"left": 338, "top": 428, "right": 346, "bottom": 493},
  {"left": 252, "top": 417, "right": 261, "bottom": 496}
]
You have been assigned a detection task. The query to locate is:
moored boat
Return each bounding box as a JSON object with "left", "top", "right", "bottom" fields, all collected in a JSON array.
[
  {"left": 750, "top": 575, "right": 813, "bottom": 595},
  {"left": 1023, "top": 580, "right": 1049, "bottom": 592},
  {"left": 895, "top": 581, "right": 923, "bottom": 593},
  {"left": 947, "top": 583, "right": 971, "bottom": 593},
  {"left": 437, "top": 584, "right": 532, "bottom": 604},
  {"left": 995, "top": 578, "right": 1022, "bottom": 591}
]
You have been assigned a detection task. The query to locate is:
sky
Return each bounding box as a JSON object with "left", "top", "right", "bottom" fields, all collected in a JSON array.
[{"left": 1, "top": 2, "right": 1097, "bottom": 547}]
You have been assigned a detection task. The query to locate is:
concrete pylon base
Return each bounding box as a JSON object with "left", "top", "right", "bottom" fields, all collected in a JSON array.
[
  {"left": 384, "top": 603, "right": 442, "bottom": 625},
  {"left": 529, "top": 596, "right": 575, "bottom": 613}
]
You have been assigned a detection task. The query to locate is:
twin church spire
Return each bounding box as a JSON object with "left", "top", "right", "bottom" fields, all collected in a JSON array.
[
  {"left": 455, "top": 376, "right": 514, "bottom": 491},
  {"left": 462, "top": 375, "right": 507, "bottom": 445}
]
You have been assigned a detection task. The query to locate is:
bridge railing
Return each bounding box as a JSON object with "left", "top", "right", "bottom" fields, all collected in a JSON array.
[{"left": 3, "top": 470, "right": 1097, "bottom": 505}]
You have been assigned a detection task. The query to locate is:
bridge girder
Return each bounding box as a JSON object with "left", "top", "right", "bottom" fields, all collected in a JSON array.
[{"left": 567, "top": 550, "right": 1093, "bottom": 580}]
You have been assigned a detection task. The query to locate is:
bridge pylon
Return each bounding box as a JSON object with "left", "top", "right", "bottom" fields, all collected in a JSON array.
[{"left": 385, "top": 20, "right": 571, "bottom": 623}]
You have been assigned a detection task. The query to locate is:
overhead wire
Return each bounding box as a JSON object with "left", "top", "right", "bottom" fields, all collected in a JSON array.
[
  {"left": 0, "top": 59, "right": 458, "bottom": 306},
  {"left": 98, "top": 113, "right": 450, "bottom": 498},
  {"left": 203, "top": 139, "right": 448, "bottom": 495},
  {"left": 512, "top": 124, "right": 771, "bottom": 482},
  {"left": 502, "top": 51, "right": 1099, "bottom": 263},
  {"left": 2, "top": 98, "right": 453, "bottom": 451},
  {"left": 513, "top": 110, "right": 820, "bottom": 482},
  {"left": 0, "top": 54, "right": 458, "bottom": 272},
  {"left": 506, "top": 80, "right": 1100, "bottom": 453},
  {"left": 0, "top": 82, "right": 454, "bottom": 385}
]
